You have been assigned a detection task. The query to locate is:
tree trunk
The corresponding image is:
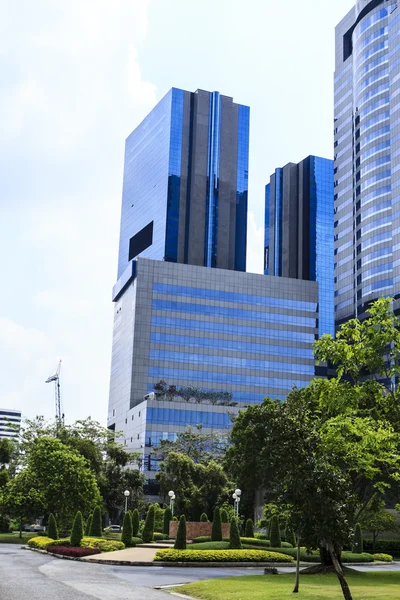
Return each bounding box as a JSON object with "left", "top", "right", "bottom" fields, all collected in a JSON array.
[
  {"left": 292, "top": 537, "right": 301, "bottom": 593},
  {"left": 327, "top": 540, "right": 353, "bottom": 600},
  {"left": 19, "top": 516, "right": 22, "bottom": 539},
  {"left": 372, "top": 532, "right": 376, "bottom": 554}
]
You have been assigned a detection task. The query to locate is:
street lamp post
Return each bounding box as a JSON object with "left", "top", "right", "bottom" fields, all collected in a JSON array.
[
  {"left": 168, "top": 490, "right": 176, "bottom": 516},
  {"left": 124, "top": 490, "right": 130, "bottom": 514},
  {"left": 232, "top": 488, "right": 242, "bottom": 518}
]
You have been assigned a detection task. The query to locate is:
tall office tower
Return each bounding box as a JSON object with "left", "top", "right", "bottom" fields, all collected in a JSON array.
[
  {"left": 0, "top": 408, "right": 21, "bottom": 440},
  {"left": 334, "top": 0, "right": 400, "bottom": 326},
  {"left": 264, "top": 156, "right": 334, "bottom": 338},
  {"left": 116, "top": 87, "right": 249, "bottom": 292}
]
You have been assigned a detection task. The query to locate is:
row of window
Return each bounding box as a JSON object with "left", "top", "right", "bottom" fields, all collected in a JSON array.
[
  {"left": 147, "top": 406, "right": 232, "bottom": 428},
  {"left": 146, "top": 384, "right": 283, "bottom": 405}
]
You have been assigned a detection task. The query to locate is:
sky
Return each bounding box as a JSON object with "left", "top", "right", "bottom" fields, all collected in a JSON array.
[{"left": 0, "top": 0, "right": 354, "bottom": 424}]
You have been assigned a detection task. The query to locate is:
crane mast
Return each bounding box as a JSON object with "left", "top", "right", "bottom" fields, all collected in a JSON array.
[{"left": 45, "top": 360, "right": 64, "bottom": 425}]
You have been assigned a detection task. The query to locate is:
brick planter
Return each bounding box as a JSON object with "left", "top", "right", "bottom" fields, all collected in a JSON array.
[{"left": 169, "top": 521, "right": 230, "bottom": 540}]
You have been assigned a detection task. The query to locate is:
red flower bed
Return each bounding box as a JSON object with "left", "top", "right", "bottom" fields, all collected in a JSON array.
[{"left": 46, "top": 546, "right": 101, "bottom": 557}]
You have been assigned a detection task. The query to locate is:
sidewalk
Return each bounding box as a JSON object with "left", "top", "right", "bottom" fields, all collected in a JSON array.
[{"left": 84, "top": 544, "right": 171, "bottom": 563}]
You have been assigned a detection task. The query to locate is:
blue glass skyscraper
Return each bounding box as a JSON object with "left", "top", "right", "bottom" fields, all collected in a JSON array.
[{"left": 265, "top": 156, "right": 334, "bottom": 338}]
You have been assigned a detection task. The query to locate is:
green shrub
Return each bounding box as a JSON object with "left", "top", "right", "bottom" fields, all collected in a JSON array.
[
  {"left": 27, "top": 536, "right": 55, "bottom": 549},
  {"left": 154, "top": 549, "right": 295, "bottom": 563},
  {"left": 256, "top": 518, "right": 268, "bottom": 530},
  {"left": 200, "top": 513, "right": 208, "bottom": 522},
  {"left": 269, "top": 515, "right": 281, "bottom": 548},
  {"left": 211, "top": 507, "right": 222, "bottom": 542},
  {"left": 187, "top": 541, "right": 230, "bottom": 550},
  {"left": 353, "top": 523, "right": 363, "bottom": 554},
  {"left": 131, "top": 509, "right": 140, "bottom": 537},
  {"left": 363, "top": 539, "right": 400, "bottom": 555},
  {"left": 85, "top": 514, "right": 92, "bottom": 536},
  {"left": 373, "top": 553, "right": 393, "bottom": 562},
  {"left": 192, "top": 536, "right": 211, "bottom": 543},
  {"left": 174, "top": 515, "right": 187, "bottom": 550},
  {"left": 81, "top": 537, "right": 125, "bottom": 552},
  {"left": 240, "top": 537, "right": 271, "bottom": 548},
  {"left": 284, "top": 523, "right": 296, "bottom": 548},
  {"left": 90, "top": 506, "right": 102, "bottom": 538},
  {"left": 342, "top": 552, "right": 373, "bottom": 563},
  {"left": 142, "top": 505, "right": 155, "bottom": 543},
  {"left": 121, "top": 512, "right": 133, "bottom": 547},
  {"left": 229, "top": 518, "right": 242, "bottom": 550},
  {"left": 281, "top": 541, "right": 293, "bottom": 548},
  {"left": 163, "top": 507, "right": 172, "bottom": 535},
  {"left": 255, "top": 533, "right": 269, "bottom": 540},
  {"left": 244, "top": 518, "right": 254, "bottom": 538},
  {"left": 154, "top": 532, "right": 169, "bottom": 540},
  {"left": 132, "top": 537, "right": 143, "bottom": 546},
  {"left": 220, "top": 509, "right": 229, "bottom": 524},
  {"left": 0, "top": 515, "right": 11, "bottom": 533},
  {"left": 47, "top": 514, "right": 58, "bottom": 541},
  {"left": 70, "top": 511, "right": 84, "bottom": 548},
  {"left": 172, "top": 516, "right": 178, "bottom": 521}
]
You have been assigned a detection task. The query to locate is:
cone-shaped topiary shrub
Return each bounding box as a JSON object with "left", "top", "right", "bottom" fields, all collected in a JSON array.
[
  {"left": 220, "top": 509, "right": 229, "bottom": 523},
  {"left": 70, "top": 511, "right": 84, "bottom": 547},
  {"left": 229, "top": 517, "right": 242, "bottom": 549},
  {"left": 269, "top": 515, "right": 281, "bottom": 548},
  {"left": 85, "top": 514, "right": 93, "bottom": 536},
  {"left": 211, "top": 507, "right": 222, "bottom": 541},
  {"left": 245, "top": 518, "right": 255, "bottom": 538},
  {"left": 47, "top": 513, "right": 58, "bottom": 541},
  {"left": 174, "top": 515, "right": 187, "bottom": 550},
  {"left": 285, "top": 524, "right": 296, "bottom": 548},
  {"left": 200, "top": 513, "right": 208, "bottom": 522},
  {"left": 142, "top": 505, "right": 155, "bottom": 543},
  {"left": 353, "top": 523, "right": 363, "bottom": 553},
  {"left": 163, "top": 507, "right": 172, "bottom": 535},
  {"left": 90, "top": 506, "right": 102, "bottom": 538},
  {"left": 132, "top": 509, "right": 140, "bottom": 537},
  {"left": 121, "top": 511, "right": 133, "bottom": 547}
]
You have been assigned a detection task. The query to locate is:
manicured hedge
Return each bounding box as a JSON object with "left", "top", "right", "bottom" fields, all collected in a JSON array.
[
  {"left": 342, "top": 552, "right": 373, "bottom": 563},
  {"left": 239, "top": 537, "right": 271, "bottom": 548},
  {"left": 132, "top": 537, "right": 144, "bottom": 546},
  {"left": 192, "top": 536, "right": 211, "bottom": 544},
  {"left": 187, "top": 542, "right": 230, "bottom": 550},
  {"left": 154, "top": 549, "right": 295, "bottom": 563},
  {"left": 154, "top": 532, "right": 169, "bottom": 540},
  {"left": 255, "top": 533, "right": 269, "bottom": 540},
  {"left": 28, "top": 536, "right": 55, "bottom": 549},
  {"left": 47, "top": 546, "right": 100, "bottom": 557},
  {"left": 373, "top": 553, "right": 393, "bottom": 562},
  {"left": 81, "top": 537, "right": 125, "bottom": 552},
  {"left": 363, "top": 539, "right": 400, "bottom": 555}
]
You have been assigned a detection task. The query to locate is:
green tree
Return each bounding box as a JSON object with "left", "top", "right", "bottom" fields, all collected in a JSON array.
[
  {"left": 132, "top": 508, "right": 140, "bottom": 537},
  {"left": 200, "top": 513, "right": 208, "bottom": 522},
  {"left": 352, "top": 523, "right": 363, "bottom": 554},
  {"left": 156, "top": 425, "right": 228, "bottom": 464},
  {"left": 47, "top": 513, "right": 58, "bottom": 540},
  {"left": 245, "top": 518, "right": 254, "bottom": 538},
  {"left": 220, "top": 509, "right": 229, "bottom": 523},
  {"left": 90, "top": 506, "right": 102, "bottom": 537},
  {"left": 174, "top": 515, "right": 187, "bottom": 550},
  {"left": 0, "top": 469, "right": 44, "bottom": 538},
  {"left": 229, "top": 517, "right": 242, "bottom": 549},
  {"left": 211, "top": 507, "right": 222, "bottom": 541},
  {"left": 121, "top": 511, "right": 133, "bottom": 547},
  {"left": 70, "top": 511, "right": 84, "bottom": 547},
  {"left": 361, "top": 498, "right": 398, "bottom": 553},
  {"left": 269, "top": 515, "right": 281, "bottom": 548},
  {"left": 85, "top": 513, "right": 93, "bottom": 536},
  {"left": 142, "top": 505, "right": 155, "bottom": 543},
  {"left": 0, "top": 439, "right": 13, "bottom": 489}
]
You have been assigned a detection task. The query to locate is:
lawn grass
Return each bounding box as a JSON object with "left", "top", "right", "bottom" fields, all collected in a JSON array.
[
  {"left": 0, "top": 532, "right": 36, "bottom": 544},
  {"left": 176, "top": 572, "right": 400, "bottom": 600}
]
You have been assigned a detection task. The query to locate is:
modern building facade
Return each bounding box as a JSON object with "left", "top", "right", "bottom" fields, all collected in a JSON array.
[
  {"left": 264, "top": 156, "right": 334, "bottom": 337},
  {"left": 114, "top": 87, "right": 249, "bottom": 305},
  {"left": 334, "top": 0, "right": 400, "bottom": 325},
  {"left": 108, "top": 257, "right": 319, "bottom": 481},
  {"left": 0, "top": 408, "right": 21, "bottom": 440}
]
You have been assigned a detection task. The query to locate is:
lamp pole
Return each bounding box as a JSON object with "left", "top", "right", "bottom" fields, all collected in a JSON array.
[
  {"left": 124, "top": 490, "right": 130, "bottom": 514},
  {"left": 232, "top": 488, "right": 242, "bottom": 518},
  {"left": 168, "top": 490, "right": 176, "bottom": 516}
]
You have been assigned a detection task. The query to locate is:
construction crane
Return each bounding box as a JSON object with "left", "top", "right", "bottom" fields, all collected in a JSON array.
[{"left": 45, "top": 360, "right": 64, "bottom": 425}]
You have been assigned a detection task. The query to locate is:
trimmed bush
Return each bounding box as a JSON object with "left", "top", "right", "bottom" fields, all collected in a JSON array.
[
  {"left": 121, "top": 511, "right": 133, "bottom": 547},
  {"left": 47, "top": 514, "right": 58, "bottom": 541},
  {"left": 132, "top": 537, "right": 143, "bottom": 546},
  {"left": 192, "top": 536, "right": 211, "bottom": 543},
  {"left": 240, "top": 537, "right": 271, "bottom": 548},
  {"left": 142, "top": 505, "right": 155, "bottom": 543},
  {"left": 70, "top": 512, "right": 84, "bottom": 548},
  {"left": 172, "top": 516, "right": 178, "bottom": 521},
  {"left": 27, "top": 536, "right": 55, "bottom": 549},
  {"left": 200, "top": 513, "right": 208, "bottom": 522},
  {"left": 47, "top": 546, "right": 100, "bottom": 557},
  {"left": 281, "top": 541, "right": 293, "bottom": 548},
  {"left": 85, "top": 514, "right": 92, "bottom": 536},
  {"left": 81, "top": 537, "right": 125, "bottom": 552},
  {"left": 245, "top": 518, "right": 254, "bottom": 538},
  {"left": 363, "top": 539, "right": 400, "bottom": 555},
  {"left": 174, "top": 515, "right": 187, "bottom": 550},
  {"left": 220, "top": 509, "right": 229, "bottom": 524},
  {"left": 255, "top": 533, "right": 269, "bottom": 540},
  {"left": 211, "top": 507, "right": 222, "bottom": 542},
  {"left": 154, "top": 532, "right": 169, "bottom": 540},
  {"left": 187, "top": 541, "right": 230, "bottom": 550},
  {"left": 131, "top": 509, "right": 140, "bottom": 537},
  {"left": 269, "top": 515, "right": 281, "bottom": 548},
  {"left": 163, "top": 507, "right": 172, "bottom": 535},
  {"left": 342, "top": 552, "right": 373, "bottom": 563},
  {"left": 284, "top": 523, "right": 295, "bottom": 548},
  {"left": 229, "top": 518, "right": 242, "bottom": 550},
  {"left": 154, "top": 549, "right": 295, "bottom": 563},
  {"left": 90, "top": 506, "right": 102, "bottom": 538},
  {"left": 353, "top": 523, "right": 363, "bottom": 554},
  {"left": 373, "top": 553, "right": 393, "bottom": 562}
]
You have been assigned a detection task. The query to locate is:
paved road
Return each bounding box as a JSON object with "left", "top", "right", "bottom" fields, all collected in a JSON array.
[{"left": 0, "top": 544, "right": 264, "bottom": 599}]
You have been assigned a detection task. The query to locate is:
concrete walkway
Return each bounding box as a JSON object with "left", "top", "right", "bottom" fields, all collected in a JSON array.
[{"left": 84, "top": 545, "right": 169, "bottom": 563}]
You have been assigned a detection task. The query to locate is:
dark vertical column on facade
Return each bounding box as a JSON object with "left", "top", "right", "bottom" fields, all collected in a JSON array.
[
  {"left": 268, "top": 173, "right": 277, "bottom": 275},
  {"left": 298, "top": 157, "right": 311, "bottom": 280},
  {"left": 217, "top": 97, "right": 239, "bottom": 271},
  {"left": 177, "top": 91, "right": 192, "bottom": 264},
  {"left": 281, "top": 163, "right": 299, "bottom": 279},
  {"left": 264, "top": 184, "right": 270, "bottom": 275},
  {"left": 186, "top": 90, "right": 210, "bottom": 267}
]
